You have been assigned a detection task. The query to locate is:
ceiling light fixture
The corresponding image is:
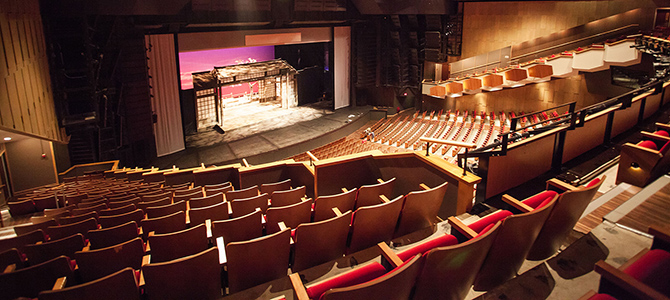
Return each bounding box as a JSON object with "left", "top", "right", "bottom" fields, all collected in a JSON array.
[{"left": 3, "top": 137, "right": 11, "bottom": 141}]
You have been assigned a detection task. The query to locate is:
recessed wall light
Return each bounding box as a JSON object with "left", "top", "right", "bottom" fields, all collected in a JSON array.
[{"left": 3, "top": 137, "right": 11, "bottom": 141}]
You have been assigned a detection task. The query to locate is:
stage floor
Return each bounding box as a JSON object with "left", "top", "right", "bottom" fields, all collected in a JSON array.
[
  {"left": 152, "top": 102, "right": 372, "bottom": 169},
  {"left": 185, "top": 100, "right": 335, "bottom": 148}
]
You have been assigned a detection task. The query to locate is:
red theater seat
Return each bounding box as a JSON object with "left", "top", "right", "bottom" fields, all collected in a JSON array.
[
  {"left": 305, "top": 262, "right": 387, "bottom": 300},
  {"left": 622, "top": 249, "right": 670, "bottom": 296},
  {"left": 396, "top": 233, "right": 458, "bottom": 262},
  {"left": 637, "top": 140, "right": 658, "bottom": 150}
]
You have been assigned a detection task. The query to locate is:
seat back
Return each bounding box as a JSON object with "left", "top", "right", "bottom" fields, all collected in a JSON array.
[
  {"left": 188, "top": 202, "right": 229, "bottom": 225},
  {"left": 87, "top": 221, "right": 140, "bottom": 250},
  {"left": 108, "top": 198, "right": 141, "bottom": 209},
  {"left": 140, "top": 211, "right": 187, "bottom": 239},
  {"left": 57, "top": 211, "right": 98, "bottom": 225},
  {"left": 270, "top": 186, "right": 306, "bottom": 207},
  {"left": 105, "top": 193, "right": 136, "bottom": 203},
  {"left": 265, "top": 199, "right": 312, "bottom": 234},
  {"left": 98, "top": 209, "right": 144, "bottom": 229},
  {"left": 395, "top": 181, "right": 448, "bottom": 237},
  {"left": 173, "top": 187, "right": 201, "bottom": 197},
  {"left": 348, "top": 196, "right": 404, "bottom": 253},
  {"left": 188, "top": 192, "right": 224, "bottom": 209},
  {"left": 22, "top": 234, "right": 86, "bottom": 265},
  {"left": 45, "top": 217, "right": 98, "bottom": 240},
  {"left": 412, "top": 222, "right": 501, "bottom": 300},
  {"left": 38, "top": 267, "right": 141, "bottom": 300},
  {"left": 75, "top": 238, "right": 145, "bottom": 282},
  {"left": 140, "top": 192, "right": 172, "bottom": 203},
  {"left": 71, "top": 203, "right": 108, "bottom": 216},
  {"left": 211, "top": 209, "right": 263, "bottom": 245},
  {"left": 0, "top": 229, "right": 45, "bottom": 253},
  {"left": 0, "top": 248, "right": 24, "bottom": 271},
  {"left": 225, "top": 185, "right": 259, "bottom": 201},
  {"left": 14, "top": 219, "right": 58, "bottom": 236},
  {"left": 528, "top": 177, "right": 605, "bottom": 260},
  {"left": 230, "top": 193, "right": 269, "bottom": 217},
  {"left": 148, "top": 224, "right": 209, "bottom": 263},
  {"left": 226, "top": 229, "right": 291, "bottom": 293},
  {"left": 142, "top": 248, "right": 221, "bottom": 300},
  {"left": 146, "top": 201, "right": 186, "bottom": 219},
  {"left": 313, "top": 188, "right": 357, "bottom": 222},
  {"left": 137, "top": 197, "right": 172, "bottom": 213},
  {"left": 293, "top": 211, "right": 352, "bottom": 272},
  {"left": 260, "top": 179, "right": 292, "bottom": 195},
  {"left": 8, "top": 199, "right": 36, "bottom": 217},
  {"left": 0, "top": 256, "right": 74, "bottom": 300},
  {"left": 99, "top": 204, "right": 137, "bottom": 216},
  {"left": 473, "top": 194, "right": 557, "bottom": 291},
  {"left": 355, "top": 178, "right": 396, "bottom": 209},
  {"left": 77, "top": 199, "right": 108, "bottom": 209},
  {"left": 173, "top": 190, "right": 204, "bottom": 203},
  {"left": 204, "top": 185, "right": 232, "bottom": 197},
  {"left": 321, "top": 254, "right": 423, "bottom": 300},
  {"left": 33, "top": 195, "right": 58, "bottom": 211}
]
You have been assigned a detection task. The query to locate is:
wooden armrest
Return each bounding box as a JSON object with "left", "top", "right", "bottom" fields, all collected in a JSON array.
[
  {"left": 306, "top": 151, "right": 319, "bottom": 162},
  {"left": 594, "top": 260, "right": 670, "bottom": 300},
  {"left": 641, "top": 131, "right": 670, "bottom": 142},
  {"left": 216, "top": 237, "right": 227, "bottom": 265},
  {"left": 139, "top": 270, "right": 145, "bottom": 287},
  {"left": 377, "top": 242, "right": 403, "bottom": 268},
  {"left": 138, "top": 227, "right": 143, "bottom": 236},
  {"left": 142, "top": 254, "right": 151, "bottom": 266},
  {"left": 148, "top": 231, "right": 155, "bottom": 238},
  {"left": 53, "top": 277, "right": 67, "bottom": 290},
  {"left": 447, "top": 216, "right": 477, "bottom": 239},
  {"left": 546, "top": 178, "right": 577, "bottom": 192},
  {"left": 332, "top": 207, "right": 343, "bottom": 217},
  {"left": 278, "top": 221, "right": 287, "bottom": 231},
  {"left": 205, "top": 219, "right": 212, "bottom": 238},
  {"left": 656, "top": 123, "right": 670, "bottom": 131},
  {"left": 649, "top": 224, "right": 670, "bottom": 245},
  {"left": 290, "top": 273, "right": 309, "bottom": 300},
  {"left": 379, "top": 195, "right": 390, "bottom": 203},
  {"left": 502, "top": 194, "right": 533, "bottom": 213},
  {"left": 419, "top": 183, "right": 430, "bottom": 190},
  {"left": 145, "top": 240, "right": 151, "bottom": 253},
  {"left": 4, "top": 264, "right": 16, "bottom": 273},
  {"left": 201, "top": 163, "right": 206, "bottom": 169},
  {"left": 341, "top": 187, "right": 348, "bottom": 193},
  {"left": 377, "top": 178, "right": 384, "bottom": 184},
  {"left": 81, "top": 244, "right": 91, "bottom": 252},
  {"left": 242, "top": 159, "right": 250, "bottom": 167}
]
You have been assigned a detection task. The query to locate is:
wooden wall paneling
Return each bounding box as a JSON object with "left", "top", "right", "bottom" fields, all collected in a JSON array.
[
  {"left": 644, "top": 93, "right": 662, "bottom": 120},
  {"left": 5, "top": 76, "right": 24, "bottom": 131},
  {"left": 17, "top": 16, "right": 28, "bottom": 63},
  {"left": 562, "top": 113, "right": 607, "bottom": 164},
  {"left": 0, "top": 13, "right": 17, "bottom": 72},
  {"left": 0, "top": 78, "right": 13, "bottom": 127},
  {"left": 486, "top": 133, "right": 555, "bottom": 199},
  {"left": 25, "top": 64, "right": 41, "bottom": 135},
  {"left": 15, "top": 69, "right": 33, "bottom": 133},
  {"left": 23, "top": 15, "right": 34, "bottom": 60},
  {"left": 612, "top": 100, "right": 641, "bottom": 137},
  {"left": 9, "top": 17, "right": 24, "bottom": 69}
]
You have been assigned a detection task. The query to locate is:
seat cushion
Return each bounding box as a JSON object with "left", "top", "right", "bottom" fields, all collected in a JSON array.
[
  {"left": 305, "top": 262, "right": 386, "bottom": 300},
  {"left": 522, "top": 191, "right": 558, "bottom": 209},
  {"left": 588, "top": 293, "right": 617, "bottom": 300},
  {"left": 467, "top": 210, "right": 513, "bottom": 234},
  {"left": 585, "top": 178, "right": 601, "bottom": 188},
  {"left": 397, "top": 234, "right": 458, "bottom": 262},
  {"left": 653, "top": 130, "right": 669, "bottom": 137},
  {"left": 637, "top": 140, "right": 658, "bottom": 150},
  {"left": 623, "top": 249, "right": 670, "bottom": 296}
]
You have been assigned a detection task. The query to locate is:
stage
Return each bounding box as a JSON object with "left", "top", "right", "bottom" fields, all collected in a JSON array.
[{"left": 152, "top": 103, "right": 373, "bottom": 169}]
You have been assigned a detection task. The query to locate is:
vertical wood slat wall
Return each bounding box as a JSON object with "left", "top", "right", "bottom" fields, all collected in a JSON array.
[{"left": 0, "top": 0, "right": 61, "bottom": 141}]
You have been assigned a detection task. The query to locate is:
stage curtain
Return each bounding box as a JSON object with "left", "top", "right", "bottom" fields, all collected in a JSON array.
[
  {"left": 334, "top": 27, "right": 351, "bottom": 110},
  {"left": 145, "top": 34, "right": 185, "bottom": 157}
]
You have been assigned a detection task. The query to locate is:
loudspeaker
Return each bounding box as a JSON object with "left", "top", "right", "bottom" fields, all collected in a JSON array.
[{"left": 213, "top": 124, "right": 225, "bottom": 134}]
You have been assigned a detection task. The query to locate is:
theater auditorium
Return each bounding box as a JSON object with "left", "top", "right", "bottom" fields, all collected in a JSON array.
[{"left": 1, "top": 0, "right": 670, "bottom": 299}]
